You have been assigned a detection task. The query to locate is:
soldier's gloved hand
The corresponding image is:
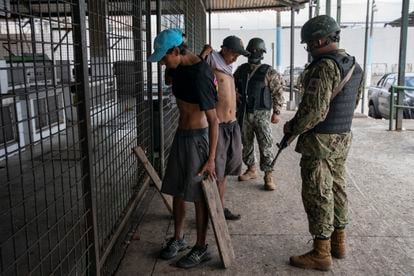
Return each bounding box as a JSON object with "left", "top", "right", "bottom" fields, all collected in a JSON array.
[{"left": 271, "top": 113, "right": 280, "bottom": 124}]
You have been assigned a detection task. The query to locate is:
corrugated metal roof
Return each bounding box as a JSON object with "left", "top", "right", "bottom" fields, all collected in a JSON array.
[{"left": 202, "top": 0, "right": 309, "bottom": 12}]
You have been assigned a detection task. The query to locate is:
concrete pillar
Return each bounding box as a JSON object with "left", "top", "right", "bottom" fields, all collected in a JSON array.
[
  {"left": 287, "top": 7, "right": 296, "bottom": 111},
  {"left": 316, "top": 0, "right": 320, "bottom": 16},
  {"left": 308, "top": 2, "right": 313, "bottom": 63},
  {"left": 326, "top": 0, "right": 331, "bottom": 16},
  {"left": 336, "top": 0, "right": 342, "bottom": 25},
  {"left": 362, "top": 0, "right": 370, "bottom": 114},
  {"left": 366, "top": 0, "right": 375, "bottom": 97},
  {"left": 208, "top": 9, "right": 212, "bottom": 44},
  {"left": 276, "top": 11, "right": 282, "bottom": 73}
]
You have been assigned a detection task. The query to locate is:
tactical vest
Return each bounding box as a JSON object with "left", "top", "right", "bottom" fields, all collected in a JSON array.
[
  {"left": 310, "top": 51, "right": 363, "bottom": 134},
  {"left": 236, "top": 63, "right": 272, "bottom": 113}
]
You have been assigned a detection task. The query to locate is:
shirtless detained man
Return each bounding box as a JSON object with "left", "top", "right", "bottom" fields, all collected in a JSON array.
[
  {"left": 148, "top": 28, "right": 219, "bottom": 269},
  {"left": 200, "top": 36, "right": 249, "bottom": 220}
]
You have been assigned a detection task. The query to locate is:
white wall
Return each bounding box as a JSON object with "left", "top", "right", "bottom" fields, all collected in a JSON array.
[{"left": 211, "top": 26, "right": 414, "bottom": 85}]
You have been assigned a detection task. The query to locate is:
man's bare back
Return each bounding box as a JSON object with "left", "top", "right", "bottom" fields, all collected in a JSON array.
[{"left": 214, "top": 70, "right": 237, "bottom": 123}]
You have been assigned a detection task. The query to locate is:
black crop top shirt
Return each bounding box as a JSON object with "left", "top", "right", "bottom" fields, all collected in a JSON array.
[{"left": 169, "top": 60, "right": 218, "bottom": 111}]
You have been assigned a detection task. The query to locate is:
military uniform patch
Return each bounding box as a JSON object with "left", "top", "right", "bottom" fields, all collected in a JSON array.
[{"left": 306, "top": 78, "right": 320, "bottom": 95}]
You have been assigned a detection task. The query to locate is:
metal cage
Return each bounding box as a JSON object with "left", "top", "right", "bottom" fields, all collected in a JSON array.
[{"left": 1, "top": 0, "right": 207, "bottom": 274}]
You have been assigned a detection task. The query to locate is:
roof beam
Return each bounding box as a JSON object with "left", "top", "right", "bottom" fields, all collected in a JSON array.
[
  {"left": 280, "top": 0, "right": 302, "bottom": 8},
  {"left": 208, "top": 5, "right": 300, "bottom": 12},
  {"left": 278, "top": 0, "right": 295, "bottom": 6},
  {"left": 199, "top": 0, "right": 207, "bottom": 13},
  {"left": 203, "top": 0, "right": 308, "bottom": 12}
]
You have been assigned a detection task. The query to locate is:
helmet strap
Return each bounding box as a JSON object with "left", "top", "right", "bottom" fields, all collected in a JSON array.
[
  {"left": 248, "top": 57, "right": 262, "bottom": 64},
  {"left": 248, "top": 50, "right": 264, "bottom": 64}
]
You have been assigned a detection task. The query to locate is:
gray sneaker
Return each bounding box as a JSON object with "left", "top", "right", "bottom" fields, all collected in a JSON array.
[
  {"left": 176, "top": 245, "right": 211, "bottom": 268},
  {"left": 160, "top": 237, "right": 187, "bottom": 260}
]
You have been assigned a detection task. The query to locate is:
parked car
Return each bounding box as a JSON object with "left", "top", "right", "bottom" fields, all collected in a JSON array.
[{"left": 368, "top": 73, "right": 414, "bottom": 119}]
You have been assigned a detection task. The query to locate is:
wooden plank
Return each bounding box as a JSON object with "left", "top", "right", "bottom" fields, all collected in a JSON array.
[
  {"left": 202, "top": 177, "right": 235, "bottom": 268},
  {"left": 133, "top": 146, "right": 173, "bottom": 213}
]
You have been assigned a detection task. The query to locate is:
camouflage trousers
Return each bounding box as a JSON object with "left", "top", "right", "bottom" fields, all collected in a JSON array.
[
  {"left": 300, "top": 152, "right": 349, "bottom": 238},
  {"left": 241, "top": 110, "right": 274, "bottom": 172}
]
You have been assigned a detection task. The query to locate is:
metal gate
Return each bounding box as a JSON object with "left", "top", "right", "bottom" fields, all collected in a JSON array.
[{"left": 1, "top": 0, "right": 206, "bottom": 275}]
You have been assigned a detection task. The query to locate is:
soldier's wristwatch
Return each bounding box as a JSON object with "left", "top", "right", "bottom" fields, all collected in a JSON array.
[{"left": 273, "top": 110, "right": 280, "bottom": 115}]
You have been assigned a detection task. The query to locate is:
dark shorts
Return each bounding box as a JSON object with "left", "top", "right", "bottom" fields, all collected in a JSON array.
[
  {"left": 215, "top": 121, "right": 243, "bottom": 182},
  {"left": 161, "top": 128, "right": 209, "bottom": 202}
]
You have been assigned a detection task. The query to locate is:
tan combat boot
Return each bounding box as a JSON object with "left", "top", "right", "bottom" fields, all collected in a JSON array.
[
  {"left": 238, "top": 165, "right": 257, "bottom": 181},
  {"left": 331, "top": 228, "right": 346, "bottom": 259},
  {"left": 264, "top": 171, "right": 276, "bottom": 191},
  {"left": 289, "top": 239, "right": 332, "bottom": 271}
]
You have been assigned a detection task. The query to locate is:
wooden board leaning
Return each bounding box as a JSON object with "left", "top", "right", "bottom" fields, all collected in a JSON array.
[
  {"left": 133, "top": 146, "right": 173, "bottom": 213},
  {"left": 202, "top": 177, "right": 235, "bottom": 268}
]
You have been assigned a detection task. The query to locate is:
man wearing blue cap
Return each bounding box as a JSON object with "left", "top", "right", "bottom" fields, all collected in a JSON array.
[{"left": 148, "top": 28, "right": 219, "bottom": 269}]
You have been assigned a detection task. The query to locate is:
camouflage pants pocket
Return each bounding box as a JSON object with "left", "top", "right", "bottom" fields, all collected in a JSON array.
[
  {"left": 328, "top": 133, "right": 352, "bottom": 158},
  {"left": 300, "top": 156, "right": 335, "bottom": 237},
  {"left": 241, "top": 113, "right": 256, "bottom": 166},
  {"left": 330, "top": 157, "right": 349, "bottom": 228}
]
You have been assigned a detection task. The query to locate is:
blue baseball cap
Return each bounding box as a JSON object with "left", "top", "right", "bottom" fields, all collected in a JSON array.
[{"left": 148, "top": 28, "right": 184, "bottom": 62}]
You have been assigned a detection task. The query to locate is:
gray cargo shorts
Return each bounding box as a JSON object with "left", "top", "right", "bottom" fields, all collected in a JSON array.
[
  {"left": 215, "top": 121, "right": 242, "bottom": 182},
  {"left": 161, "top": 128, "right": 209, "bottom": 202}
]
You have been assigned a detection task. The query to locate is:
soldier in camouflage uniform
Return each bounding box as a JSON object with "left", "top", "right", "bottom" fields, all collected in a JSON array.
[
  {"left": 295, "top": 63, "right": 309, "bottom": 102},
  {"left": 234, "top": 38, "right": 284, "bottom": 191},
  {"left": 283, "top": 15, "right": 363, "bottom": 270}
]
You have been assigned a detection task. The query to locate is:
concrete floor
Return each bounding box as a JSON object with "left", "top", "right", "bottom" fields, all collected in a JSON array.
[{"left": 116, "top": 111, "right": 414, "bottom": 275}]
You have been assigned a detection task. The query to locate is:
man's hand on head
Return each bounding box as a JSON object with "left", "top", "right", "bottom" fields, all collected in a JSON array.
[{"left": 200, "top": 44, "right": 213, "bottom": 59}]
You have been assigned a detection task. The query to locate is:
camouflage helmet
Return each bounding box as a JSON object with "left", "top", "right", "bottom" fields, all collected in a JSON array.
[
  {"left": 246, "top": 38, "right": 267, "bottom": 53},
  {"left": 300, "top": 15, "right": 340, "bottom": 44}
]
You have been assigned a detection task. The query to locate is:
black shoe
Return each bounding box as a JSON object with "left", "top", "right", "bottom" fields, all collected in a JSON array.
[
  {"left": 160, "top": 237, "right": 187, "bottom": 260},
  {"left": 224, "top": 208, "right": 241, "bottom": 220},
  {"left": 176, "top": 245, "right": 211, "bottom": 268}
]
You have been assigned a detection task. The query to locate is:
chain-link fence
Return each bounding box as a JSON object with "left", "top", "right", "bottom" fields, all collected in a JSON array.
[
  {"left": 0, "top": 0, "right": 206, "bottom": 275},
  {"left": 0, "top": 0, "right": 93, "bottom": 274}
]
